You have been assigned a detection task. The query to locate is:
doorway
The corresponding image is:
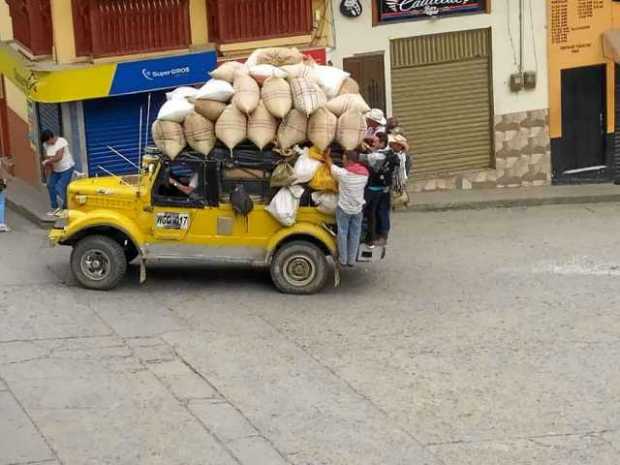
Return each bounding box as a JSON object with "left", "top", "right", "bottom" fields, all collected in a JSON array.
[
  {"left": 343, "top": 54, "right": 386, "bottom": 112},
  {"left": 555, "top": 65, "right": 607, "bottom": 179}
]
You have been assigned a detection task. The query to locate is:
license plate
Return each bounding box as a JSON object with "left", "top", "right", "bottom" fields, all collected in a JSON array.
[{"left": 155, "top": 212, "right": 190, "bottom": 230}]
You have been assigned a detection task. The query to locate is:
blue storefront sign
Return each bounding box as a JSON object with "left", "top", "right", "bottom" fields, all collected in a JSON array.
[{"left": 109, "top": 50, "right": 218, "bottom": 96}]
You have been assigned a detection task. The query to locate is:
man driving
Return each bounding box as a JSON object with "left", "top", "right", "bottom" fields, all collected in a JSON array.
[{"left": 169, "top": 170, "right": 199, "bottom": 196}]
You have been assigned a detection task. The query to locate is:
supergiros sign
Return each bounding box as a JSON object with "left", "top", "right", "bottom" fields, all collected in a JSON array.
[{"left": 377, "top": 0, "right": 486, "bottom": 21}]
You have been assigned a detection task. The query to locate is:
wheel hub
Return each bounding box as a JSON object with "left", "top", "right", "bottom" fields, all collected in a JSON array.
[
  {"left": 283, "top": 255, "right": 316, "bottom": 287},
  {"left": 80, "top": 249, "right": 110, "bottom": 281}
]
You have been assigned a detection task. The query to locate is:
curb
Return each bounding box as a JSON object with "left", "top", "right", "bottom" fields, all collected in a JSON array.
[
  {"left": 404, "top": 194, "right": 620, "bottom": 212},
  {"left": 5, "top": 197, "right": 54, "bottom": 228}
]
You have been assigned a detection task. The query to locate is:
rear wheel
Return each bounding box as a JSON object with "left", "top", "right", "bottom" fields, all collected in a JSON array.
[
  {"left": 71, "top": 235, "right": 127, "bottom": 290},
  {"left": 270, "top": 241, "right": 329, "bottom": 295}
]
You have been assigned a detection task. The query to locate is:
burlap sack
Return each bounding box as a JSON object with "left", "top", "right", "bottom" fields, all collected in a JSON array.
[
  {"left": 248, "top": 101, "right": 277, "bottom": 150},
  {"left": 215, "top": 105, "right": 247, "bottom": 151},
  {"left": 184, "top": 112, "right": 216, "bottom": 155},
  {"left": 336, "top": 110, "right": 367, "bottom": 150},
  {"left": 210, "top": 61, "right": 244, "bottom": 83},
  {"left": 338, "top": 77, "right": 360, "bottom": 95},
  {"left": 194, "top": 99, "right": 227, "bottom": 121},
  {"left": 277, "top": 109, "right": 308, "bottom": 150},
  {"left": 326, "top": 94, "right": 371, "bottom": 116},
  {"left": 307, "top": 107, "right": 337, "bottom": 152},
  {"left": 256, "top": 47, "right": 304, "bottom": 67},
  {"left": 270, "top": 162, "right": 296, "bottom": 188},
  {"left": 152, "top": 120, "right": 186, "bottom": 160},
  {"left": 261, "top": 77, "right": 292, "bottom": 119},
  {"left": 233, "top": 74, "right": 260, "bottom": 115},
  {"left": 290, "top": 78, "right": 327, "bottom": 116},
  {"left": 281, "top": 63, "right": 315, "bottom": 80}
]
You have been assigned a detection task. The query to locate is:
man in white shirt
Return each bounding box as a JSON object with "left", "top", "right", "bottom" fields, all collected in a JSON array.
[
  {"left": 41, "top": 130, "right": 75, "bottom": 217},
  {"left": 326, "top": 150, "right": 369, "bottom": 268}
]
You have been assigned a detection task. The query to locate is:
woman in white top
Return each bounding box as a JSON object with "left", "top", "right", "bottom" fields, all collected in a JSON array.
[{"left": 41, "top": 130, "right": 75, "bottom": 217}]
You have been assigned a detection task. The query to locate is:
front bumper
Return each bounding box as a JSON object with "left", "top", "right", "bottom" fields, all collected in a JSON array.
[{"left": 48, "top": 227, "right": 66, "bottom": 246}]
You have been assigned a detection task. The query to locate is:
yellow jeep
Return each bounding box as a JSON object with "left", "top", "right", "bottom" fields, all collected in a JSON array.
[{"left": 49, "top": 152, "right": 380, "bottom": 294}]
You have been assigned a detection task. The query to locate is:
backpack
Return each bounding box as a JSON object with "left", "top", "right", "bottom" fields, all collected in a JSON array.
[
  {"left": 369, "top": 150, "right": 400, "bottom": 188},
  {"left": 230, "top": 184, "right": 254, "bottom": 216}
]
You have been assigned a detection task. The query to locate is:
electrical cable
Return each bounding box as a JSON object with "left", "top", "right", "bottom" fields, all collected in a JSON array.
[
  {"left": 528, "top": 0, "right": 538, "bottom": 71},
  {"left": 506, "top": 0, "right": 519, "bottom": 70}
]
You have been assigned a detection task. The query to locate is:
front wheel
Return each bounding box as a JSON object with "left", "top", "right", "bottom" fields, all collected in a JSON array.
[
  {"left": 70, "top": 235, "right": 127, "bottom": 290},
  {"left": 270, "top": 241, "right": 329, "bottom": 295}
]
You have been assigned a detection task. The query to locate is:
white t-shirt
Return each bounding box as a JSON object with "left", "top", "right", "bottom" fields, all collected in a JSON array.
[
  {"left": 44, "top": 137, "right": 75, "bottom": 173},
  {"left": 330, "top": 164, "right": 369, "bottom": 215}
]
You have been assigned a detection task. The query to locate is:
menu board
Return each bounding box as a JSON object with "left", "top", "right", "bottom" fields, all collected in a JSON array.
[{"left": 550, "top": 0, "right": 608, "bottom": 56}]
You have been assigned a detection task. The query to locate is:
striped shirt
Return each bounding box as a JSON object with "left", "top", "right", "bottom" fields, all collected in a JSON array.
[{"left": 330, "top": 164, "right": 369, "bottom": 215}]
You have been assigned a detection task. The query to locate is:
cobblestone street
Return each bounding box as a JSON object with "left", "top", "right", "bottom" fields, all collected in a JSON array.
[{"left": 1, "top": 204, "right": 620, "bottom": 465}]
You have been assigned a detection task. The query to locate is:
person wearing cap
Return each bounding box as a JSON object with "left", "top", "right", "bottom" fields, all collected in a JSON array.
[
  {"left": 361, "top": 133, "right": 401, "bottom": 247},
  {"left": 389, "top": 134, "right": 412, "bottom": 209},
  {"left": 364, "top": 108, "right": 387, "bottom": 140}
]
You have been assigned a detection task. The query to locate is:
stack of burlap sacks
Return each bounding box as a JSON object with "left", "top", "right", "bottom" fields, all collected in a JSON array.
[{"left": 151, "top": 47, "right": 371, "bottom": 225}]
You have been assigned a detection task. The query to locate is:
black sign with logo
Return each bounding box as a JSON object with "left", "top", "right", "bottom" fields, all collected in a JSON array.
[
  {"left": 340, "top": 0, "right": 363, "bottom": 17},
  {"left": 377, "top": 0, "right": 486, "bottom": 22}
]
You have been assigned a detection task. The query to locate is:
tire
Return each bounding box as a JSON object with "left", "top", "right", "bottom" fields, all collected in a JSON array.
[
  {"left": 70, "top": 235, "right": 127, "bottom": 290},
  {"left": 270, "top": 241, "right": 329, "bottom": 295}
]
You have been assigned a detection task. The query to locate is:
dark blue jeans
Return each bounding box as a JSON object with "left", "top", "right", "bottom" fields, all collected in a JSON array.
[
  {"left": 47, "top": 167, "right": 74, "bottom": 209},
  {"left": 365, "top": 189, "right": 391, "bottom": 243}
]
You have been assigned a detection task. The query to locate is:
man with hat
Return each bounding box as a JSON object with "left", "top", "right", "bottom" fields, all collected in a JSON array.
[
  {"left": 364, "top": 108, "right": 387, "bottom": 139},
  {"left": 389, "top": 134, "right": 412, "bottom": 209}
]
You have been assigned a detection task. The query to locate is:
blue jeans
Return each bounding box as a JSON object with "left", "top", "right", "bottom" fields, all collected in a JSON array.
[
  {"left": 336, "top": 207, "right": 363, "bottom": 266},
  {"left": 47, "top": 167, "right": 74, "bottom": 209}
]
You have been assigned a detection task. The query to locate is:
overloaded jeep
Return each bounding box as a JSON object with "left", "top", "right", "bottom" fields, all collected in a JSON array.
[{"left": 49, "top": 147, "right": 384, "bottom": 294}]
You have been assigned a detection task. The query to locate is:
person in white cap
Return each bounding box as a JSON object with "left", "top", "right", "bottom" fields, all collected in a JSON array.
[{"left": 364, "top": 108, "right": 387, "bottom": 140}]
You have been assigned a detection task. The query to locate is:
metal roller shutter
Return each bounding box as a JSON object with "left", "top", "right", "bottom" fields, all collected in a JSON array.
[
  {"left": 37, "top": 103, "right": 62, "bottom": 137},
  {"left": 84, "top": 92, "right": 167, "bottom": 176},
  {"left": 391, "top": 29, "right": 493, "bottom": 178}
]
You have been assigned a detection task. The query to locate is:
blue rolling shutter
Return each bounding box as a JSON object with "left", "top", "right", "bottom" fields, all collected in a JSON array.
[{"left": 84, "top": 91, "right": 167, "bottom": 176}]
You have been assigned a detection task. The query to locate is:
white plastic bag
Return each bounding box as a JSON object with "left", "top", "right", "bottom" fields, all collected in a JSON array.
[
  {"left": 266, "top": 185, "right": 305, "bottom": 227},
  {"left": 157, "top": 98, "right": 194, "bottom": 123},
  {"left": 293, "top": 150, "right": 322, "bottom": 184},
  {"left": 312, "top": 66, "right": 350, "bottom": 98},
  {"left": 249, "top": 64, "right": 288, "bottom": 84},
  {"left": 195, "top": 79, "right": 235, "bottom": 102},
  {"left": 311, "top": 191, "right": 338, "bottom": 216},
  {"left": 166, "top": 86, "right": 198, "bottom": 101}
]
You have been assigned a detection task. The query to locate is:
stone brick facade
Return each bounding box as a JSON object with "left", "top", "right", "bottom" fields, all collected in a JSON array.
[{"left": 411, "top": 109, "right": 551, "bottom": 193}]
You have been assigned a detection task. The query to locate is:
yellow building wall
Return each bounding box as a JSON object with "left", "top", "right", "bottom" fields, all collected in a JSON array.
[
  {"left": 547, "top": 0, "right": 616, "bottom": 138},
  {"left": 4, "top": 78, "right": 28, "bottom": 122},
  {"left": 190, "top": 0, "right": 209, "bottom": 47},
  {"left": 51, "top": 0, "right": 77, "bottom": 63},
  {"left": 0, "top": 0, "right": 13, "bottom": 42}
]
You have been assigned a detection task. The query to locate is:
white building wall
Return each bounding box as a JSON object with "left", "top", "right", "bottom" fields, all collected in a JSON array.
[{"left": 329, "top": 0, "right": 548, "bottom": 117}]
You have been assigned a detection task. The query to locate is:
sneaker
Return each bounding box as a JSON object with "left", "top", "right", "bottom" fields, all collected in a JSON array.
[
  {"left": 54, "top": 208, "right": 64, "bottom": 217},
  {"left": 46, "top": 209, "right": 59, "bottom": 217}
]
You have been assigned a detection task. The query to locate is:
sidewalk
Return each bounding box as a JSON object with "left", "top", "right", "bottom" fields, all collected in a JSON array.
[
  {"left": 4, "top": 177, "right": 55, "bottom": 226},
  {"left": 407, "top": 183, "right": 620, "bottom": 212},
  {"left": 6, "top": 174, "right": 620, "bottom": 227}
]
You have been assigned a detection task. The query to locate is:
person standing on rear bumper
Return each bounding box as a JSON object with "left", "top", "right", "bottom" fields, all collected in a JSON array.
[
  {"left": 41, "top": 130, "right": 75, "bottom": 217},
  {"left": 327, "top": 150, "right": 369, "bottom": 268}
]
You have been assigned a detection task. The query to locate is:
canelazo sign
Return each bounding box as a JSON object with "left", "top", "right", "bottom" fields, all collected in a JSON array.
[{"left": 378, "top": 0, "right": 486, "bottom": 21}]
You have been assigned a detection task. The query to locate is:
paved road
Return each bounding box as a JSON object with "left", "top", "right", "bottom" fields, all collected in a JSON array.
[{"left": 1, "top": 204, "right": 619, "bottom": 465}]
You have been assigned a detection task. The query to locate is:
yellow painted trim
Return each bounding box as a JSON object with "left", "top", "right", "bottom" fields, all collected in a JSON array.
[
  {"left": 0, "top": 42, "right": 116, "bottom": 102},
  {"left": 50, "top": 0, "right": 77, "bottom": 64},
  {"left": 190, "top": 0, "right": 209, "bottom": 46}
]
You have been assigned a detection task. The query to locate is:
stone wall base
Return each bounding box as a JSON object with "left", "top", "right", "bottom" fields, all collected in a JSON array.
[{"left": 411, "top": 109, "right": 551, "bottom": 193}]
